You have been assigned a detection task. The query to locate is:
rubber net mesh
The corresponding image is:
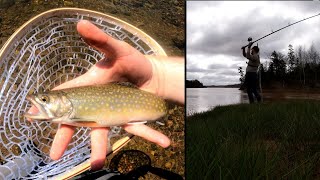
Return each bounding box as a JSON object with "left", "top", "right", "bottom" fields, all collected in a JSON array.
[{"left": 0, "top": 10, "right": 158, "bottom": 179}]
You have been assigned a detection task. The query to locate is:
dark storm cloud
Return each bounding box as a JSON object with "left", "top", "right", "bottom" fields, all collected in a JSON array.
[
  {"left": 187, "top": 1, "right": 320, "bottom": 85},
  {"left": 207, "top": 63, "right": 228, "bottom": 70},
  {"left": 230, "top": 63, "right": 242, "bottom": 69},
  {"left": 187, "top": 62, "right": 241, "bottom": 85},
  {"left": 208, "top": 61, "right": 242, "bottom": 70},
  {"left": 285, "top": 1, "right": 320, "bottom": 13},
  {"left": 188, "top": 8, "right": 314, "bottom": 57},
  {"left": 186, "top": 72, "right": 199, "bottom": 81},
  {"left": 188, "top": 61, "right": 240, "bottom": 73},
  {"left": 187, "top": 67, "right": 211, "bottom": 73}
]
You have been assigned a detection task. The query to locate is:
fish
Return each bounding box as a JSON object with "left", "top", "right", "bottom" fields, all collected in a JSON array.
[{"left": 24, "top": 83, "right": 167, "bottom": 127}]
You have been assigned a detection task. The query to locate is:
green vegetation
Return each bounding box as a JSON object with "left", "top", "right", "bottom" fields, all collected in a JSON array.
[{"left": 187, "top": 100, "right": 320, "bottom": 179}]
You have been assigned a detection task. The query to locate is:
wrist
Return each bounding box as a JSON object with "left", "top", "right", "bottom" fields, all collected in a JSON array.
[
  {"left": 143, "top": 55, "right": 166, "bottom": 97},
  {"left": 143, "top": 55, "right": 184, "bottom": 105}
]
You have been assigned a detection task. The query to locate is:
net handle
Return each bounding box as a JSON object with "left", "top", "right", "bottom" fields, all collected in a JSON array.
[
  {"left": 0, "top": 8, "right": 167, "bottom": 179},
  {"left": 50, "top": 134, "right": 134, "bottom": 180}
]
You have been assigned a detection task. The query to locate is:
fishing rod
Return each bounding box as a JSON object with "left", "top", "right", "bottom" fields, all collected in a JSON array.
[{"left": 242, "top": 12, "right": 320, "bottom": 48}]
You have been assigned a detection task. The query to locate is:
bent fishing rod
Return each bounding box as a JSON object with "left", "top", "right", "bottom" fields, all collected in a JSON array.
[{"left": 242, "top": 12, "right": 320, "bottom": 48}]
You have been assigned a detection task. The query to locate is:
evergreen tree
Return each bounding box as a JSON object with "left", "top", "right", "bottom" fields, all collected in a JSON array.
[
  {"left": 237, "top": 43, "right": 320, "bottom": 89},
  {"left": 238, "top": 67, "right": 245, "bottom": 83},
  {"left": 308, "top": 43, "right": 320, "bottom": 84},
  {"left": 287, "top": 44, "right": 295, "bottom": 72},
  {"left": 186, "top": 79, "right": 205, "bottom": 88},
  {"left": 269, "top": 51, "right": 286, "bottom": 81},
  {"left": 296, "top": 46, "right": 305, "bottom": 86}
]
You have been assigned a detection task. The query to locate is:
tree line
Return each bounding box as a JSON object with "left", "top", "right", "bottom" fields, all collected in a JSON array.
[
  {"left": 186, "top": 79, "right": 205, "bottom": 88},
  {"left": 239, "top": 44, "right": 320, "bottom": 89}
]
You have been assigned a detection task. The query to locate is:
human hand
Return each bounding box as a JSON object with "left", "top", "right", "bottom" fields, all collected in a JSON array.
[{"left": 26, "top": 20, "right": 174, "bottom": 170}]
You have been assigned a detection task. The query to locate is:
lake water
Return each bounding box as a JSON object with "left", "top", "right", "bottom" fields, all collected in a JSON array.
[
  {"left": 187, "top": 88, "right": 320, "bottom": 115},
  {"left": 187, "top": 88, "right": 248, "bottom": 115}
]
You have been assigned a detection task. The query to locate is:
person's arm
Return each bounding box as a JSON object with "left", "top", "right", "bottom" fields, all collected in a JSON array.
[
  {"left": 144, "top": 55, "right": 184, "bottom": 105},
  {"left": 246, "top": 47, "right": 251, "bottom": 60},
  {"left": 242, "top": 47, "right": 246, "bottom": 57},
  {"left": 245, "top": 42, "right": 254, "bottom": 61},
  {"left": 27, "top": 20, "right": 183, "bottom": 171}
]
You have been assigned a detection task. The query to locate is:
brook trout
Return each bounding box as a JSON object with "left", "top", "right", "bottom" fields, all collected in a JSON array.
[{"left": 24, "top": 83, "right": 167, "bottom": 127}]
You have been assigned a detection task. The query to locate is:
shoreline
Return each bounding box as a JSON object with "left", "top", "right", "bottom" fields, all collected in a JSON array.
[{"left": 187, "top": 86, "right": 320, "bottom": 91}]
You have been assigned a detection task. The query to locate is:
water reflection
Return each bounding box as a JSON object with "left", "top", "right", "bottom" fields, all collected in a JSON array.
[
  {"left": 187, "top": 88, "right": 247, "bottom": 115},
  {"left": 187, "top": 88, "right": 320, "bottom": 116}
]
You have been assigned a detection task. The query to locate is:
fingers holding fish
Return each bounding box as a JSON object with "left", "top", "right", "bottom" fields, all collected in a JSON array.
[
  {"left": 23, "top": 20, "right": 175, "bottom": 171},
  {"left": 77, "top": 20, "right": 152, "bottom": 88},
  {"left": 123, "top": 124, "right": 170, "bottom": 148},
  {"left": 77, "top": 20, "right": 136, "bottom": 58},
  {"left": 50, "top": 124, "right": 75, "bottom": 160},
  {"left": 90, "top": 127, "right": 109, "bottom": 170}
]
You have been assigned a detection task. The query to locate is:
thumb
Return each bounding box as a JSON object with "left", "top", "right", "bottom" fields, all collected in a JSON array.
[{"left": 76, "top": 20, "right": 135, "bottom": 58}]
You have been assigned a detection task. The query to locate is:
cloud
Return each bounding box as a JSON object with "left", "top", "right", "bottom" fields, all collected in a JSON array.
[
  {"left": 201, "top": 74, "right": 241, "bottom": 86},
  {"left": 187, "top": 1, "right": 320, "bottom": 85},
  {"left": 207, "top": 63, "right": 229, "bottom": 70}
]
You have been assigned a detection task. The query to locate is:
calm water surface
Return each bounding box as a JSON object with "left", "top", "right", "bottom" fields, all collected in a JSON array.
[
  {"left": 187, "top": 87, "right": 320, "bottom": 115},
  {"left": 187, "top": 88, "right": 247, "bottom": 115}
]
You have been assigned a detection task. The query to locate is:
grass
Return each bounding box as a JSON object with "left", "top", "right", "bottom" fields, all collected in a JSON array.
[{"left": 186, "top": 100, "right": 320, "bottom": 179}]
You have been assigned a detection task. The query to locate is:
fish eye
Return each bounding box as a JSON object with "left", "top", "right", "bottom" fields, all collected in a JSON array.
[{"left": 40, "top": 95, "right": 49, "bottom": 103}]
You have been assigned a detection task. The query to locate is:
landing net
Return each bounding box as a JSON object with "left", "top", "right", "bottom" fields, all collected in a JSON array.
[{"left": 0, "top": 8, "right": 166, "bottom": 179}]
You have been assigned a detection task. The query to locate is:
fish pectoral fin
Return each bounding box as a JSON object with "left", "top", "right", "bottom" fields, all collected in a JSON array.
[
  {"left": 62, "top": 118, "right": 101, "bottom": 127},
  {"left": 127, "top": 121, "right": 148, "bottom": 125},
  {"left": 63, "top": 121, "right": 101, "bottom": 127}
]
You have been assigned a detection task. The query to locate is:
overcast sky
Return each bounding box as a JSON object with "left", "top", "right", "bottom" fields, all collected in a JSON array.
[{"left": 187, "top": 1, "right": 320, "bottom": 86}]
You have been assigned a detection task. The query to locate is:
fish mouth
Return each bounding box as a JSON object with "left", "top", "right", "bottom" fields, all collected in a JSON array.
[{"left": 24, "top": 95, "right": 50, "bottom": 120}]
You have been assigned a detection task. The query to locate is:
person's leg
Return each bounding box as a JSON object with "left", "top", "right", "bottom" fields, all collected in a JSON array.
[
  {"left": 251, "top": 73, "right": 262, "bottom": 102},
  {"left": 240, "top": 74, "right": 247, "bottom": 90},
  {"left": 254, "top": 90, "right": 262, "bottom": 102},
  {"left": 246, "top": 73, "right": 254, "bottom": 104},
  {"left": 247, "top": 89, "right": 254, "bottom": 104}
]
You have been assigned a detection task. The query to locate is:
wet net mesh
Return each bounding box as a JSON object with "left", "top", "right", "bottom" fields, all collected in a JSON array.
[{"left": 0, "top": 8, "right": 164, "bottom": 179}]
